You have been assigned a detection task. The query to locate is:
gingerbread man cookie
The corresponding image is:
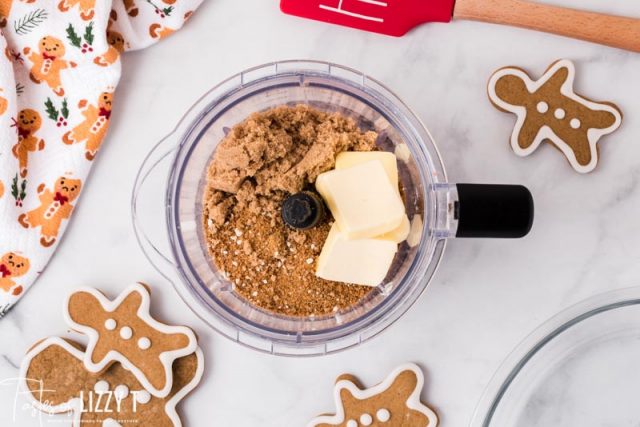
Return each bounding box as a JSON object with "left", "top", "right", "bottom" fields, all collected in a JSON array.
[
  {"left": 488, "top": 59, "right": 622, "bottom": 173},
  {"left": 64, "top": 283, "right": 198, "bottom": 398},
  {"left": 20, "top": 337, "right": 203, "bottom": 427},
  {"left": 308, "top": 363, "right": 438, "bottom": 427}
]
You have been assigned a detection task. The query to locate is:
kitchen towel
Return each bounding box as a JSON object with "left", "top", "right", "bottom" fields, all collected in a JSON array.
[{"left": 0, "top": 0, "right": 203, "bottom": 317}]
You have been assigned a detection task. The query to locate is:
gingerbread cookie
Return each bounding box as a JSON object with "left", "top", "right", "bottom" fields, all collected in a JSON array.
[
  {"left": 488, "top": 59, "right": 622, "bottom": 173},
  {"left": 20, "top": 337, "right": 203, "bottom": 427},
  {"left": 64, "top": 283, "right": 198, "bottom": 398},
  {"left": 308, "top": 363, "right": 438, "bottom": 427}
]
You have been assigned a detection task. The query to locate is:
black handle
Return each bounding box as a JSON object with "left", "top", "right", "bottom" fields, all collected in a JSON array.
[{"left": 455, "top": 184, "right": 534, "bottom": 238}]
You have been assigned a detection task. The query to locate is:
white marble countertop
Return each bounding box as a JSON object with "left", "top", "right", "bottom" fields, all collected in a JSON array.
[{"left": 1, "top": 0, "right": 640, "bottom": 426}]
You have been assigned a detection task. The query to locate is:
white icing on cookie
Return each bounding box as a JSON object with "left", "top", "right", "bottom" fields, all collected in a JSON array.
[
  {"left": 377, "top": 408, "right": 391, "bottom": 422},
  {"left": 134, "top": 390, "right": 151, "bottom": 404},
  {"left": 570, "top": 118, "right": 581, "bottom": 129},
  {"left": 306, "top": 363, "right": 438, "bottom": 427},
  {"left": 114, "top": 384, "right": 129, "bottom": 400},
  {"left": 360, "top": 413, "right": 373, "bottom": 425},
  {"left": 104, "top": 319, "right": 116, "bottom": 330},
  {"left": 536, "top": 101, "right": 548, "bottom": 114},
  {"left": 554, "top": 108, "right": 566, "bottom": 119},
  {"left": 138, "top": 337, "right": 151, "bottom": 350},
  {"left": 120, "top": 326, "right": 133, "bottom": 340},
  {"left": 94, "top": 380, "right": 109, "bottom": 394},
  {"left": 63, "top": 283, "right": 198, "bottom": 398},
  {"left": 346, "top": 420, "right": 357, "bottom": 427},
  {"left": 488, "top": 59, "right": 623, "bottom": 174}
]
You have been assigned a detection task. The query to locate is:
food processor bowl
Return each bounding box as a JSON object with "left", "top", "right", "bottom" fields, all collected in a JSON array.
[{"left": 132, "top": 60, "right": 532, "bottom": 356}]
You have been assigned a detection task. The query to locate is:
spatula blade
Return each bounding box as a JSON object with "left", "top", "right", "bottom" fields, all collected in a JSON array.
[{"left": 280, "top": 0, "right": 454, "bottom": 37}]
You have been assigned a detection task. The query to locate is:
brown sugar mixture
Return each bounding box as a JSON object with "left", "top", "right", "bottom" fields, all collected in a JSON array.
[{"left": 202, "top": 105, "right": 378, "bottom": 317}]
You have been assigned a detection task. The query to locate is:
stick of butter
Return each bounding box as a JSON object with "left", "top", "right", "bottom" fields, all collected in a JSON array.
[
  {"left": 335, "top": 151, "right": 409, "bottom": 243},
  {"left": 316, "top": 224, "right": 398, "bottom": 286},
  {"left": 335, "top": 151, "right": 399, "bottom": 189},
  {"left": 379, "top": 214, "right": 410, "bottom": 243},
  {"left": 316, "top": 160, "right": 405, "bottom": 239}
]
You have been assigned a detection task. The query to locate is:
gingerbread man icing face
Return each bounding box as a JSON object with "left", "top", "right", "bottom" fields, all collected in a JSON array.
[
  {"left": 309, "top": 364, "right": 438, "bottom": 427},
  {"left": 488, "top": 60, "right": 622, "bottom": 173},
  {"left": 64, "top": 283, "right": 198, "bottom": 398}
]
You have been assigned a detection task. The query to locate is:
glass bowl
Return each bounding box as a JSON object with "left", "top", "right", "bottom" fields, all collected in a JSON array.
[{"left": 471, "top": 286, "right": 640, "bottom": 426}]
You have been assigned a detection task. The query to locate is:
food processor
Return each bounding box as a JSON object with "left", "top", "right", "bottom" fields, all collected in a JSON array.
[{"left": 132, "top": 60, "right": 533, "bottom": 356}]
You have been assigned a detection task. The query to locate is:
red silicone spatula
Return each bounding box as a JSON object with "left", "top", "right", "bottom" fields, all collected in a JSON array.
[{"left": 280, "top": 0, "right": 640, "bottom": 52}]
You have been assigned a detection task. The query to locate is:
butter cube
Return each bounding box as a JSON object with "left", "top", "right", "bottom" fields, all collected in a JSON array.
[
  {"left": 335, "top": 151, "right": 399, "bottom": 189},
  {"left": 379, "top": 214, "right": 410, "bottom": 243},
  {"left": 394, "top": 143, "right": 412, "bottom": 163},
  {"left": 407, "top": 214, "right": 423, "bottom": 248},
  {"left": 316, "top": 161, "right": 405, "bottom": 239},
  {"left": 316, "top": 224, "right": 397, "bottom": 286}
]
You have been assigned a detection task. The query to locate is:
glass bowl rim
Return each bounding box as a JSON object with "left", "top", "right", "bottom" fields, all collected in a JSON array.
[{"left": 471, "top": 285, "right": 640, "bottom": 426}]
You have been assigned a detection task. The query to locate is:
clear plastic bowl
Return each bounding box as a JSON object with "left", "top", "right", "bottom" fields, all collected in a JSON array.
[{"left": 132, "top": 60, "right": 531, "bottom": 356}]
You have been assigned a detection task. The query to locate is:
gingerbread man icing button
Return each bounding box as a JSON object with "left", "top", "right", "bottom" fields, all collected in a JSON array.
[
  {"left": 64, "top": 283, "right": 198, "bottom": 398},
  {"left": 308, "top": 363, "right": 438, "bottom": 427},
  {"left": 488, "top": 59, "right": 623, "bottom": 173}
]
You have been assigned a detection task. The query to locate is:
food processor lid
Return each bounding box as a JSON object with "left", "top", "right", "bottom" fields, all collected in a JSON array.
[{"left": 472, "top": 287, "right": 640, "bottom": 426}]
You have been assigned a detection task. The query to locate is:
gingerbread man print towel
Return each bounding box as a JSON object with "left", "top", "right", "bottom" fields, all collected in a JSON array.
[{"left": 0, "top": 0, "right": 203, "bottom": 317}]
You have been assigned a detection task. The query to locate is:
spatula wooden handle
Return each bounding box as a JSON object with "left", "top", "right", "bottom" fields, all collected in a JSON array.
[{"left": 454, "top": 0, "right": 640, "bottom": 52}]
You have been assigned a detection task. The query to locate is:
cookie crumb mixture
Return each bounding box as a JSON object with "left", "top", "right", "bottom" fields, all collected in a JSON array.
[{"left": 203, "top": 105, "right": 378, "bottom": 317}]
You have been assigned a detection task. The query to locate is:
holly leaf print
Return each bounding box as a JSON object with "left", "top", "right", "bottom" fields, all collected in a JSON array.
[
  {"left": 66, "top": 24, "right": 82, "bottom": 48},
  {"left": 44, "top": 98, "right": 59, "bottom": 121},
  {"left": 13, "top": 9, "right": 48, "bottom": 36},
  {"left": 11, "top": 175, "right": 18, "bottom": 199},
  {"left": 84, "top": 22, "right": 94, "bottom": 45},
  {"left": 146, "top": 0, "right": 173, "bottom": 17},
  {"left": 20, "top": 179, "right": 26, "bottom": 200},
  {"left": 11, "top": 174, "right": 27, "bottom": 206},
  {"left": 61, "top": 99, "right": 69, "bottom": 120}
]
